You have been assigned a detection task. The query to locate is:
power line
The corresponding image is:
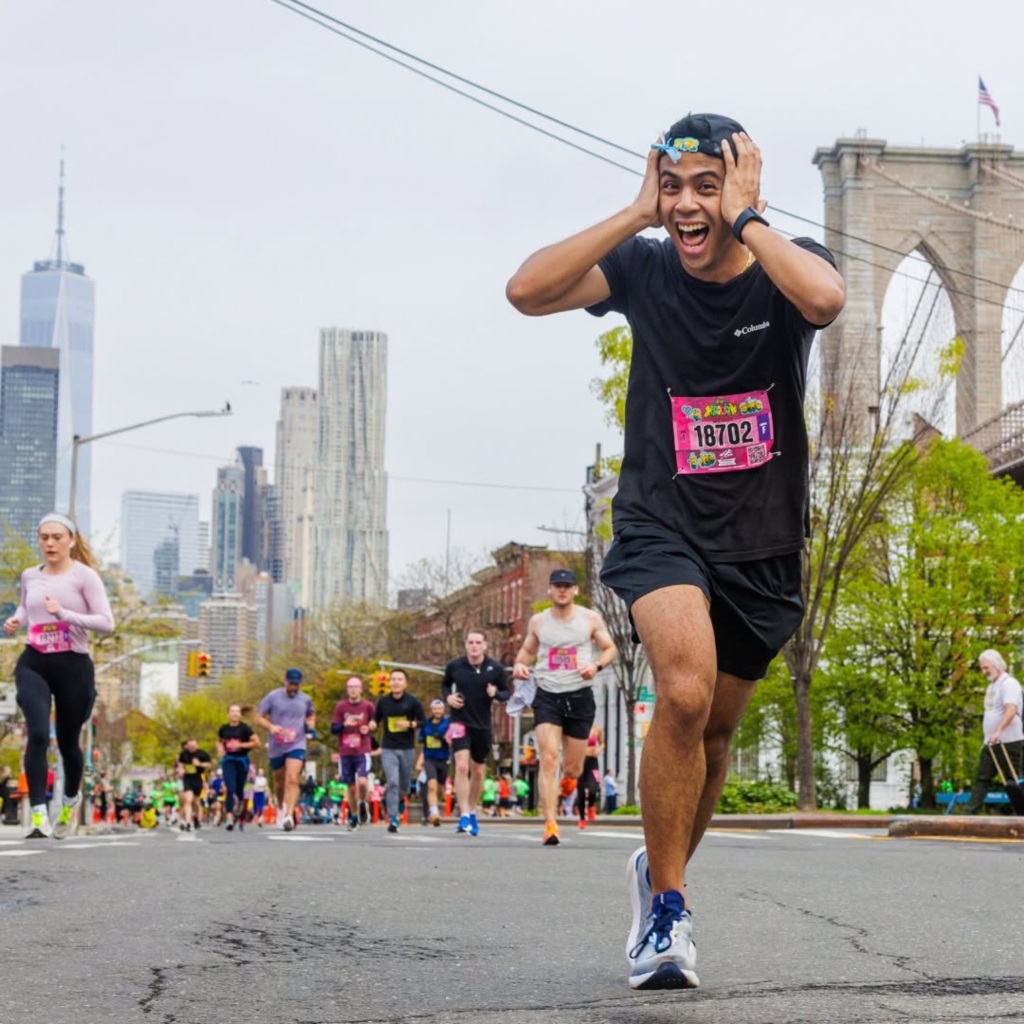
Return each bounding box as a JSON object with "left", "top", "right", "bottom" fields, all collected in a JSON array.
[
  {"left": 268, "top": 0, "right": 638, "bottom": 176},
  {"left": 271, "top": 0, "right": 1024, "bottom": 307},
  {"left": 100, "top": 440, "right": 580, "bottom": 494}
]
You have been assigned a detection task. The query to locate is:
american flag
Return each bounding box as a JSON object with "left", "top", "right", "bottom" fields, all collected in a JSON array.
[{"left": 979, "top": 76, "right": 1001, "bottom": 126}]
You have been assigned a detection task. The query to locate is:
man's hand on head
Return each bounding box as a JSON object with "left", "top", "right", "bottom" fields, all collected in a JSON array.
[
  {"left": 632, "top": 147, "right": 663, "bottom": 231},
  {"left": 720, "top": 132, "right": 766, "bottom": 228}
]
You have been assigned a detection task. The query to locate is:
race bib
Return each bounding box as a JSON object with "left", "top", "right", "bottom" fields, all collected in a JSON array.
[
  {"left": 29, "top": 621, "right": 72, "bottom": 654},
  {"left": 344, "top": 733, "right": 362, "bottom": 749},
  {"left": 671, "top": 389, "right": 774, "bottom": 474},
  {"left": 448, "top": 722, "right": 467, "bottom": 741},
  {"left": 386, "top": 716, "right": 410, "bottom": 733},
  {"left": 426, "top": 736, "right": 441, "bottom": 749},
  {"left": 548, "top": 646, "right": 578, "bottom": 671},
  {"left": 272, "top": 727, "right": 297, "bottom": 746}
]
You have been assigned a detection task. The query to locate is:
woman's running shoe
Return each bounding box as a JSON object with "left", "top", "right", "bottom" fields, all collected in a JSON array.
[
  {"left": 27, "top": 810, "right": 53, "bottom": 839},
  {"left": 54, "top": 798, "right": 81, "bottom": 839}
]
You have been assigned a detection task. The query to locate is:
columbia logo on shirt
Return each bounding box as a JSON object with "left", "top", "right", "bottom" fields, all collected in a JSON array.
[{"left": 734, "top": 320, "right": 770, "bottom": 337}]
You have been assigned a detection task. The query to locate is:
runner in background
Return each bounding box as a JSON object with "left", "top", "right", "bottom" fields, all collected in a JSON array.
[{"left": 4, "top": 513, "right": 114, "bottom": 839}]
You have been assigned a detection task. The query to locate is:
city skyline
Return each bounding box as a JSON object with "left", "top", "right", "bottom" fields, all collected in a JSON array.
[{"left": 119, "top": 489, "right": 200, "bottom": 600}]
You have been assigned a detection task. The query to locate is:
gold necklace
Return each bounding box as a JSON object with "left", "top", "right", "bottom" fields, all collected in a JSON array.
[{"left": 742, "top": 249, "right": 756, "bottom": 272}]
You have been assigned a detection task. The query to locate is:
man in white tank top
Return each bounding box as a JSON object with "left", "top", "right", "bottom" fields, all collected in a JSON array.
[{"left": 513, "top": 568, "right": 617, "bottom": 846}]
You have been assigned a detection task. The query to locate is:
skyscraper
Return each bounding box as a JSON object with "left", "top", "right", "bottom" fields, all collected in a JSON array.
[
  {"left": 274, "top": 386, "right": 318, "bottom": 592},
  {"left": 312, "top": 328, "right": 388, "bottom": 608},
  {"left": 19, "top": 161, "right": 95, "bottom": 533},
  {"left": 212, "top": 464, "right": 244, "bottom": 593},
  {"left": 120, "top": 491, "right": 200, "bottom": 600},
  {"left": 0, "top": 346, "right": 59, "bottom": 542},
  {"left": 236, "top": 446, "right": 263, "bottom": 566}
]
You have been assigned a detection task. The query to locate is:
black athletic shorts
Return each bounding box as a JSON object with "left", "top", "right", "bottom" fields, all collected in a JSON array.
[
  {"left": 600, "top": 520, "right": 804, "bottom": 681},
  {"left": 181, "top": 776, "right": 203, "bottom": 796},
  {"left": 532, "top": 686, "right": 596, "bottom": 741},
  {"left": 449, "top": 724, "right": 491, "bottom": 765}
]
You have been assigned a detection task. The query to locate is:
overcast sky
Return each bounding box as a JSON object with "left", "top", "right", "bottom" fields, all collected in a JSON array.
[{"left": 1, "top": 1, "right": 1021, "bottom": 590}]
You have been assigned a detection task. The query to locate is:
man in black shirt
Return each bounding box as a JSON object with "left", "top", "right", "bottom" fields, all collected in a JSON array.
[
  {"left": 442, "top": 630, "right": 510, "bottom": 836},
  {"left": 177, "top": 737, "right": 212, "bottom": 832},
  {"left": 507, "top": 112, "right": 845, "bottom": 991},
  {"left": 373, "top": 669, "right": 424, "bottom": 834}
]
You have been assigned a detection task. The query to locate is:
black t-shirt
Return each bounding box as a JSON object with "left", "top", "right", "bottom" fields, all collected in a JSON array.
[
  {"left": 374, "top": 693, "right": 425, "bottom": 750},
  {"left": 178, "top": 748, "right": 212, "bottom": 779},
  {"left": 588, "top": 235, "right": 836, "bottom": 562},
  {"left": 441, "top": 656, "right": 510, "bottom": 731},
  {"left": 218, "top": 722, "right": 254, "bottom": 756}
]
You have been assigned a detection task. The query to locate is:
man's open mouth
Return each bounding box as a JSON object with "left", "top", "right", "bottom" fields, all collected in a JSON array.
[{"left": 676, "top": 223, "right": 709, "bottom": 250}]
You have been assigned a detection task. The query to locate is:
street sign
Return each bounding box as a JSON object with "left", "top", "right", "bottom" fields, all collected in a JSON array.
[{"left": 0, "top": 683, "right": 16, "bottom": 719}]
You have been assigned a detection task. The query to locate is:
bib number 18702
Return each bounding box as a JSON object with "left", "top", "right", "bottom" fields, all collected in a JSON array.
[{"left": 692, "top": 420, "right": 753, "bottom": 449}]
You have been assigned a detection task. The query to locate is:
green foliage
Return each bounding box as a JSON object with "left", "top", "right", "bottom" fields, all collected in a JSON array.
[
  {"left": 612, "top": 804, "right": 641, "bottom": 815},
  {"left": 715, "top": 778, "right": 798, "bottom": 814},
  {"left": 591, "top": 326, "right": 632, "bottom": 432}
]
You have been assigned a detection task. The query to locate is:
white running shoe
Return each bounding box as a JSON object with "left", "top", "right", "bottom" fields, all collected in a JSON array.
[
  {"left": 27, "top": 809, "right": 53, "bottom": 839},
  {"left": 54, "top": 798, "right": 81, "bottom": 839},
  {"left": 627, "top": 885, "right": 699, "bottom": 990}
]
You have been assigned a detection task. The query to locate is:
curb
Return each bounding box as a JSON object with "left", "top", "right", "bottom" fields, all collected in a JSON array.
[{"left": 888, "top": 815, "right": 1024, "bottom": 840}]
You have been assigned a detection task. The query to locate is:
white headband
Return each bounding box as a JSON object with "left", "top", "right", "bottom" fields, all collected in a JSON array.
[{"left": 38, "top": 513, "right": 77, "bottom": 535}]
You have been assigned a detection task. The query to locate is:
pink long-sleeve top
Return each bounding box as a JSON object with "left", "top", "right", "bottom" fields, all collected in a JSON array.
[{"left": 13, "top": 562, "right": 115, "bottom": 654}]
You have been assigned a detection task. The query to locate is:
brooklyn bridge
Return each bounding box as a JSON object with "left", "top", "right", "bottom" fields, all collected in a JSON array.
[{"left": 813, "top": 131, "right": 1024, "bottom": 482}]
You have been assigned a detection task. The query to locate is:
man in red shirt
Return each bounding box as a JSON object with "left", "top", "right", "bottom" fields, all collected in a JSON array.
[{"left": 331, "top": 676, "right": 376, "bottom": 829}]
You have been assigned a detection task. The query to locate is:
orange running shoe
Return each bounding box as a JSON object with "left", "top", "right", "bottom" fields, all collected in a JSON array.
[
  {"left": 559, "top": 777, "right": 577, "bottom": 799},
  {"left": 542, "top": 821, "right": 561, "bottom": 846}
]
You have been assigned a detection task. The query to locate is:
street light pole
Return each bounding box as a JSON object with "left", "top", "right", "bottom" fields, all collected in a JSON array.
[{"left": 68, "top": 405, "right": 232, "bottom": 522}]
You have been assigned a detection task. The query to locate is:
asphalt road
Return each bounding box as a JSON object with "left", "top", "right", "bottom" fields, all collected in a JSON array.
[{"left": 2, "top": 817, "right": 1023, "bottom": 1024}]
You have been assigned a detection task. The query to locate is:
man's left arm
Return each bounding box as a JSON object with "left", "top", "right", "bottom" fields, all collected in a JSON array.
[
  {"left": 722, "top": 133, "right": 845, "bottom": 327},
  {"left": 581, "top": 611, "right": 619, "bottom": 681},
  {"left": 491, "top": 661, "right": 511, "bottom": 702}
]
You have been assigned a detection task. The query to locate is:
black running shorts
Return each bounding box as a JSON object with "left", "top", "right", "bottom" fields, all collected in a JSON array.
[
  {"left": 450, "top": 725, "right": 491, "bottom": 765},
  {"left": 599, "top": 521, "right": 804, "bottom": 681},
  {"left": 532, "top": 686, "right": 596, "bottom": 741}
]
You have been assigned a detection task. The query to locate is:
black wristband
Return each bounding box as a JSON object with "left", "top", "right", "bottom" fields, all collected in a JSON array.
[{"left": 732, "top": 206, "right": 769, "bottom": 242}]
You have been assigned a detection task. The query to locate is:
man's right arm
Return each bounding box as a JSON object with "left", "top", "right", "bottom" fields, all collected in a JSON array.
[{"left": 505, "top": 149, "right": 661, "bottom": 317}]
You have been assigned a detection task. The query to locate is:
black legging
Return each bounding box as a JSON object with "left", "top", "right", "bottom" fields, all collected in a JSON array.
[
  {"left": 578, "top": 756, "right": 601, "bottom": 820},
  {"left": 15, "top": 647, "right": 96, "bottom": 806},
  {"left": 221, "top": 757, "right": 249, "bottom": 819}
]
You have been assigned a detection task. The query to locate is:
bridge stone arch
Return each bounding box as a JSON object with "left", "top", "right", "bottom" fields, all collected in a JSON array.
[{"left": 814, "top": 135, "right": 1024, "bottom": 438}]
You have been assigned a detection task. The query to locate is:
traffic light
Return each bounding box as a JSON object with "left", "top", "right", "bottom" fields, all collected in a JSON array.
[
  {"left": 372, "top": 671, "right": 389, "bottom": 696},
  {"left": 196, "top": 652, "right": 211, "bottom": 677}
]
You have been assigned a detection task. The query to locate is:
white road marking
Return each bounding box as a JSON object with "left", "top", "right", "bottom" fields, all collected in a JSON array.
[
  {"left": 768, "top": 829, "right": 876, "bottom": 840},
  {"left": 0, "top": 850, "right": 44, "bottom": 857},
  {"left": 266, "top": 834, "right": 335, "bottom": 842},
  {"left": 58, "top": 842, "right": 141, "bottom": 850}
]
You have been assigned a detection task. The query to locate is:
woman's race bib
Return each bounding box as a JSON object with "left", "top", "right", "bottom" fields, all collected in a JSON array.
[
  {"left": 671, "top": 389, "right": 774, "bottom": 474},
  {"left": 448, "top": 722, "right": 467, "bottom": 741},
  {"left": 29, "top": 622, "right": 72, "bottom": 654}
]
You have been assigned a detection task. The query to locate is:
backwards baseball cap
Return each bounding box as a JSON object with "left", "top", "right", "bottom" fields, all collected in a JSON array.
[
  {"left": 651, "top": 113, "right": 747, "bottom": 164},
  {"left": 285, "top": 668, "right": 303, "bottom": 683},
  {"left": 550, "top": 568, "right": 578, "bottom": 586},
  {"left": 430, "top": 698, "right": 445, "bottom": 708}
]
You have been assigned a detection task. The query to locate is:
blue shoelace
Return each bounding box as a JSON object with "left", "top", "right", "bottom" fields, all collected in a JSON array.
[{"left": 630, "top": 899, "right": 688, "bottom": 959}]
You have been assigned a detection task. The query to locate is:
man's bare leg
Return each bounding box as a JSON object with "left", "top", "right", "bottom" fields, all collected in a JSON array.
[
  {"left": 453, "top": 749, "right": 471, "bottom": 816},
  {"left": 535, "top": 722, "right": 564, "bottom": 826},
  {"left": 469, "top": 760, "right": 486, "bottom": 812},
  {"left": 632, "top": 584, "right": 716, "bottom": 899},
  {"left": 284, "top": 760, "right": 303, "bottom": 817},
  {"left": 688, "top": 672, "right": 758, "bottom": 861}
]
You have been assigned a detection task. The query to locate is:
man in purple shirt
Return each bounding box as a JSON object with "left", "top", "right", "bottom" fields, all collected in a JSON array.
[{"left": 256, "top": 668, "right": 315, "bottom": 831}]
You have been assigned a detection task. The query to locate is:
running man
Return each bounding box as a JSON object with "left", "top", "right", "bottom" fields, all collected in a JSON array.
[
  {"left": 4, "top": 514, "right": 115, "bottom": 839},
  {"left": 217, "top": 703, "right": 259, "bottom": 831},
  {"left": 507, "top": 113, "right": 844, "bottom": 989},
  {"left": 417, "top": 698, "right": 451, "bottom": 826},
  {"left": 442, "top": 630, "right": 509, "bottom": 836},
  {"left": 373, "top": 669, "right": 424, "bottom": 833},
  {"left": 512, "top": 569, "right": 617, "bottom": 847},
  {"left": 177, "top": 738, "right": 212, "bottom": 831},
  {"left": 330, "top": 675, "right": 376, "bottom": 830},
  {"left": 255, "top": 668, "right": 315, "bottom": 831}
]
